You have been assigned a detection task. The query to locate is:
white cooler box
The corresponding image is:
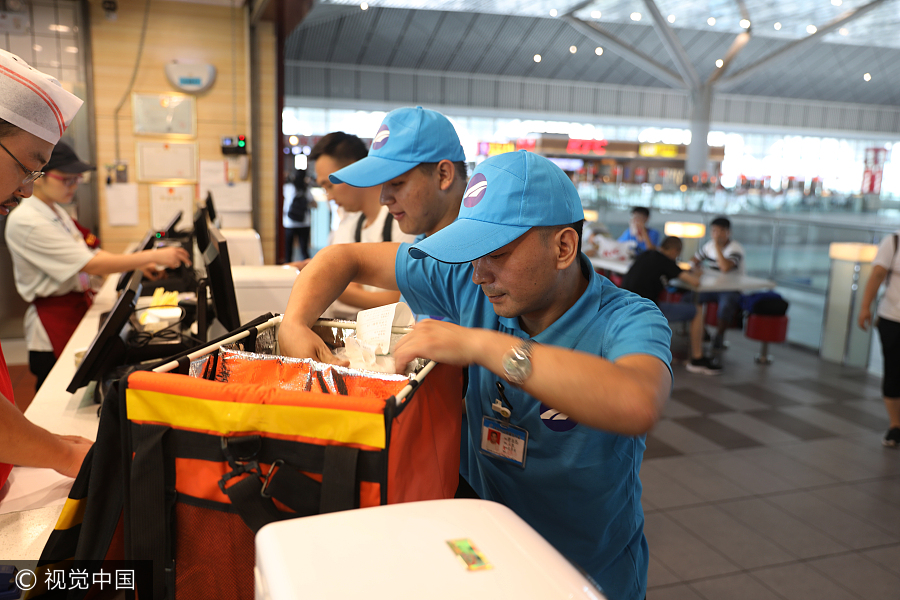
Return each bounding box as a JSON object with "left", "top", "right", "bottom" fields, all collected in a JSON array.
[
  {"left": 254, "top": 499, "right": 607, "bottom": 600},
  {"left": 232, "top": 265, "right": 299, "bottom": 325}
]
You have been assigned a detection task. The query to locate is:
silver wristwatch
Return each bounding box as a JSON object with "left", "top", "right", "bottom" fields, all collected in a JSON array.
[{"left": 502, "top": 339, "right": 535, "bottom": 386}]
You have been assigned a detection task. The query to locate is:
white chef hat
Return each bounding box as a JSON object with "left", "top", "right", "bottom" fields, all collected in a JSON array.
[{"left": 0, "top": 49, "right": 83, "bottom": 145}]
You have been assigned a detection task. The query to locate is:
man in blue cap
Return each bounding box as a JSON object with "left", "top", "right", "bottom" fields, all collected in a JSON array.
[
  {"left": 328, "top": 106, "right": 468, "bottom": 241},
  {"left": 280, "top": 150, "right": 672, "bottom": 600}
]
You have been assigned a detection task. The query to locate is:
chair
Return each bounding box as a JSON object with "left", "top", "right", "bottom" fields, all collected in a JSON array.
[{"left": 745, "top": 314, "right": 788, "bottom": 364}]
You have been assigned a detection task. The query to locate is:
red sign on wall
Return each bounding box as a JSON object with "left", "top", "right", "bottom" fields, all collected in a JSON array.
[{"left": 565, "top": 139, "right": 608, "bottom": 155}]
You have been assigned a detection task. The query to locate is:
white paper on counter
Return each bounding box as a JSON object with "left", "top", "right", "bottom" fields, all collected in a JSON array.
[
  {"left": 356, "top": 303, "right": 414, "bottom": 355},
  {"left": 150, "top": 184, "right": 195, "bottom": 231},
  {"left": 105, "top": 183, "right": 139, "bottom": 226},
  {"left": 199, "top": 159, "right": 228, "bottom": 199},
  {"left": 0, "top": 467, "right": 72, "bottom": 515}
]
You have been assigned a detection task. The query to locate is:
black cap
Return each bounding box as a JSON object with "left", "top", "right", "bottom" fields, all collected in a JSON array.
[{"left": 44, "top": 141, "right": 95, "bottom": 174}]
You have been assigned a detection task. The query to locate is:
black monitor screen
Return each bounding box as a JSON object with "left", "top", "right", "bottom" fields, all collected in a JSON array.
[
  {"left": 204, "top": 192, "right": 217, "bottom": 224},
  {"left": 163, "top": 210, "right": 183, "bottom": 236},
  {"left": 205, "top": 222, "right": 240, "bottom": 332},
  {"left": 68, "top": 271, "right": 143, "bottom": 393},
  {"left": 193, "top": 206, "right": 210, "bottom": 255}
]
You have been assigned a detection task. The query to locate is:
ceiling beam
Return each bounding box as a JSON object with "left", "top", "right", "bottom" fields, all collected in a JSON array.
[
  {"left": 562, "top": 15, "right": 686, "bottom": 89},
  {"left": 718, "top": 0, "right": 889, "bottom": 91},
  {"left": 707, "top": 30, "right": 751, "bottom": 85},
  {"left": 641, "top": 0, "right": 700, "bottom": 89}
]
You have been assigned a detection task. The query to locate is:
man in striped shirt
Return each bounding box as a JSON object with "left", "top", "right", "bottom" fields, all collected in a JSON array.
[{"left": 691, "top": 216, "right": 745, "bottom": 350}]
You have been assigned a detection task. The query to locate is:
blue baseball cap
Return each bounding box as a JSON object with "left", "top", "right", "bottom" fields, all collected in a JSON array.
[
  {"left": 409, "top": 150, "right": 584, "bottom": 264},
  {"left": 328, "top": 107, "right": 465, "bottom": 187}
]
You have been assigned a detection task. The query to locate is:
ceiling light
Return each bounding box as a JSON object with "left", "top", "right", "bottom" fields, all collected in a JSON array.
[
  {"left": 569, "top": 45, "right": 577, "bottom": 53},
  {"left": 832, "top": 0, "right": 842, "bottom": 5},
  {"left": 33, "top": 44, "right": 42, "bottom": 52},
  {"left": 740, "top": 19, "right": 750, "bottom": 29},
  {"left": 289, "top": 136, "right": 299, "bottom": 146},
  {"left": 595, "top": 47, "right": 604, "bottom": 56},
  {"left": 839, "top": 27, "right": 849, "bottom": 35},
  {"left": 534, "top": 54, "right": 542, "bottom": 63},
  {"left": 549, "top": 9, "right": 558, "bottom": 17},
  {"left": 667, "top": 15, "right": 675, "bottom": 23},
  {"left": 65, "top": 46, "right": 78, "bottom": 54},
  {"left": 864, "top": 72, "right": 872, "bottom": 81},
  {"left": 807, "top": 25, "right": 817, "bottom": 34},
  {"left": 591, "top": 11, "right": 601, "bottom": 19},
  {"left": 631, "top": 12, "right": 641, "bottom": 21},
  {"left": 707, "top": 17, "right": 716, "bottom": 26},
  {"left": 774, "top": 22, "right": 782, "bottom": 30},
  {"left": 360, "top": 2, "right": 368, "bottom": 9},
  {"left": 715, "top": 59, "right": 724, "bottom": 68}
]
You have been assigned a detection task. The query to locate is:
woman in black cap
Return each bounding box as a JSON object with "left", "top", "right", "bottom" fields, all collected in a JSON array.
[{"left": 6, "top": 141, "right": 191, "bottom": 391}]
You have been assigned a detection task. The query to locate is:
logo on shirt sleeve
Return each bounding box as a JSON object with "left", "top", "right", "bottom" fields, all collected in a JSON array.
[
  {"left": 372, "top": 125, "right": 390, "bottom": 150},
  {"left": 463, "top": 173, "right": 488, "bottom": 208},
  {"left": 539, "top": 403, "right": 577, "bottom": 432}
]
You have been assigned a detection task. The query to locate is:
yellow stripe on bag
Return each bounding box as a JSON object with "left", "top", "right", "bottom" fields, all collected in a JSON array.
[
  {"left": 126, "top": 389, "right": 386, "bottom": 448},
  {"left": 55, "top": 497, "right": 87, "bottom": 531}
]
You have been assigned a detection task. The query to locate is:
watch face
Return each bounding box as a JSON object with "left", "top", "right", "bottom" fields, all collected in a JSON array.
[{"left": 503, "top": 352, "right": 532, "bottom": 384}]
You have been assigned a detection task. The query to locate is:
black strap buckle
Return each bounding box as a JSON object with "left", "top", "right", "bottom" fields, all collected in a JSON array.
[{"left": 218, "top": 435, "right": 262, "bottom": 493}]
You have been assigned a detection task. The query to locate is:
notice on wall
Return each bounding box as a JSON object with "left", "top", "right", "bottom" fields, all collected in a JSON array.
[
  {"left": 199, "top": 159, "right": 228, "bottom": 200},
  {"left": 206, "top": 182, "right": 252, "bottom": 212},
  {"left": 150, "top": 185, "right": 195, "bottom": 231},
  {"left": 105, "top": 183, "right": 139, "bottom": 226}
]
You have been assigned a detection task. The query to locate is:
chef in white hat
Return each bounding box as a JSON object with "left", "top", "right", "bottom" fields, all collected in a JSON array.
[{"left": 0, "top": 49, "right": 92, "bottom": 486}]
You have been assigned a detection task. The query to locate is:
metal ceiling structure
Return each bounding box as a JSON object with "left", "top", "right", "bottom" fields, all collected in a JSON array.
[{"left": 287, "top": 0, "right": 900, "bottom": 107}]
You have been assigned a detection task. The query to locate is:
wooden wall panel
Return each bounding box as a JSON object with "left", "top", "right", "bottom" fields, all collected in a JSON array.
[{"left": 89, "top": 0, "right": 265, "bottom": 255}]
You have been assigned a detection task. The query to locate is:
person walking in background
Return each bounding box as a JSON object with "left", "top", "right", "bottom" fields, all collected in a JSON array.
[
  {"left": 283, "top": 168, "right": 314, "bottom": 262},
  {"left": 858, "top": 230, "right": 900, "bottom": 447},
  {"left": 617, "top": 206, "right": 661, "bottom": 254}
]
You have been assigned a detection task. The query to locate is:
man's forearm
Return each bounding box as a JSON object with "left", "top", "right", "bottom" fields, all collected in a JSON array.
[
  {"left": 469, "top": 330, "right": 668, "bottom": 435},
  {"left": 0, "top": 395, "right": 70, "bottom": 470},
  {"left": 283, "top": 244, "right": 363, "bottom": 328}
]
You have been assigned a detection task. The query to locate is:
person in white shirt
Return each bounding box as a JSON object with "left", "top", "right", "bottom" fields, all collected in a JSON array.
[
  {"left": 691, "top": 216, "right": 745, "bottom": 350},
  {"left": 858, "top": 230, "right": 900, "bottom": 447},
  {"left": 6, "top": 141, "right": 190, "bottom": 390},
  {"left": 0, "top": 48, "right": 91, "bottom": 485},
  {"left": 293, "top": 131, "right": 416, "bottom": 319}
]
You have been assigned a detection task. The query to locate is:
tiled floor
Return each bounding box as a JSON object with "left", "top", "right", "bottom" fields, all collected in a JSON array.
[{"left": 646, "top": 332, "right": 900, "bottom": 599}]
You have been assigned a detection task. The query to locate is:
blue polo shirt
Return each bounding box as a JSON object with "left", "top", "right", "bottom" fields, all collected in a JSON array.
[
  {"left": 396, "top": 249, "right": 672, "bottom": 600},
  {"left": 617, "top": 227, "right": 662, "bottom": 253}
]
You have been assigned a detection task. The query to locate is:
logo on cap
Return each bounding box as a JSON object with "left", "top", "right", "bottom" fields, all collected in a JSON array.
[
  {"left": 463, "top": 173, "right": 488, "bottom": 208},
  {"left": 372, "top": 125, "right": 390, "bottom": 150},
  {"left": 539, "top": 403, "right": 577, "bottom": 432}
]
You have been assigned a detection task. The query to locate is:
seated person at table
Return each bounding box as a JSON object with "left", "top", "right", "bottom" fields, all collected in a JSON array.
[
  {"left": 691, "top": 216, "right": 745, "bottom": 350},
  {"left": 279, "top": 151, "right": 673, "bottom": 600},
  {"left": 617, "top": 206, "right": 661, "bottom": 254},
  {"left": 0, "top": 49, "right": 92, "bottom": 488},
  {"left": 291, "top": 131, "right": 416, "bottom": 318},
  {"left": 6, "top": 141, "right": 191, "bottom": 391},
  {"left": 622, "top": 237, "right": 721, "bottom": 375}
]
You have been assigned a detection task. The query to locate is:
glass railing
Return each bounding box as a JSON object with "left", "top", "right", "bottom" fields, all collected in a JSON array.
[
  {"left": 578, "top": 182, "right": 900, "bottom": 217},
  {"left": 581, "top": 194, "right": 898, "bottom": 353}
]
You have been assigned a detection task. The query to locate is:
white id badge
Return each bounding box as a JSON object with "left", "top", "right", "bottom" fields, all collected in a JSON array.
[{"left": 480, "top": 416, "right": 528, "bottom": 468}]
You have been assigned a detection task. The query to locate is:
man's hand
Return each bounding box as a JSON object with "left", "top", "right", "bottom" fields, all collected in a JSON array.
[
  {"left": 392, "top": 320, "right": 479, "bottom": 371},
  {"left": 53, "top": 435, "right": 92, "bottom": 478},
  {"left": 858, "top": 306, "right": 873, "bottom": 331},
  {"left": 278, "top": 318, "right": 349, "bottom": 366},
  {"left": 153, "top": 246, "right": 191, "bottom": 269}
]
